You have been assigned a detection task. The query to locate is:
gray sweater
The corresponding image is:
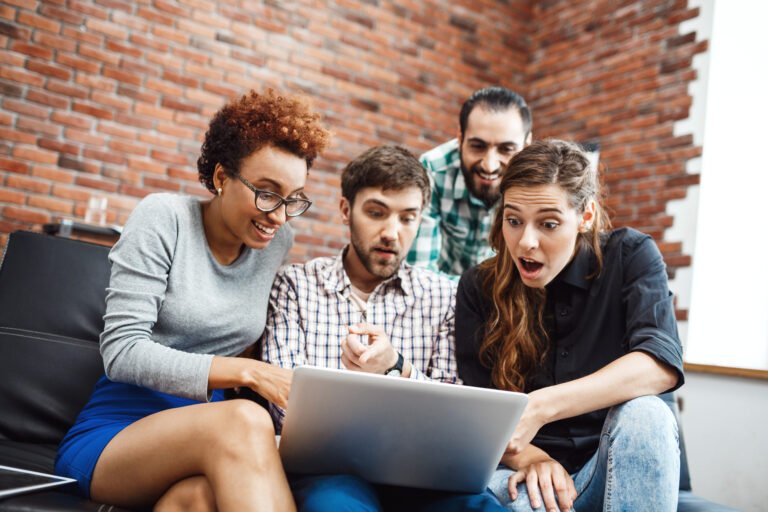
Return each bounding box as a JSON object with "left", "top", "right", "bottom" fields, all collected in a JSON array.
[{"left": 100, "top": 193, "right": 292, "bottom": 401}]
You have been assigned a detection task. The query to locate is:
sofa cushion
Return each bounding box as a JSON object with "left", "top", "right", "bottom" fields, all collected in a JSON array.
[{"left": 0, "top": 329, "right": 103, "bottom": 444}]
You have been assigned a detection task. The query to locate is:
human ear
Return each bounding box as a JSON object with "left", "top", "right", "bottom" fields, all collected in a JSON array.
[
  {"left": 579, "top": 199, "right": 596, "bottom": 232},
  {"left": 213, "top": 163, "right": 228, "bottom": 192},
  {"left": 340, "top": 197, "right": 351, "bottom": 225}
]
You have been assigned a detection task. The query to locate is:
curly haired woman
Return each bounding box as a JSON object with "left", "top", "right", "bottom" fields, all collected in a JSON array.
[
  {"left": 55, "top": 89, "right": 330, "bottom": 512},
  {"left": 456, "top": 140, "right": 684, "bottom": 511}
]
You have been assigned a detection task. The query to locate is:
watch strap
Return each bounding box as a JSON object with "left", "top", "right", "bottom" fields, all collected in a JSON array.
[{"left": 385, "top": 351, "right": 404, "bottom": 376}]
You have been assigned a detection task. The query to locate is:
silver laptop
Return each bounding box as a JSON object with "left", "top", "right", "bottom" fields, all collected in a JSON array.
[
  {"left": 0, "top": 465, "right": 76, "bottom": 498},
  {"left": 279, "top": 366, "right": 528, "bottom": 493}
]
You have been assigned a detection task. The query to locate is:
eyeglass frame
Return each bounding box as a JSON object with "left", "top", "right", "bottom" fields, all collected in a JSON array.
[{"left": 231, "top": 173, "right": 312, "bottom": 217}]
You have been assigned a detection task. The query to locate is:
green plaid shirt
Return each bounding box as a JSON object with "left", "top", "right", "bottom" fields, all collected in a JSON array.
[{"left": 406, "top": 139, "right": 497, "bottom": 278}]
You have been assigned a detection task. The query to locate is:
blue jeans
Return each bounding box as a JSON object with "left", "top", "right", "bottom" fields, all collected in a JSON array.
[
  {"left": 290, "top": 473, "right": 505, "bottom": 512},
  {"left": 487, "top": 396, "right": 680, "bottom": 511}
]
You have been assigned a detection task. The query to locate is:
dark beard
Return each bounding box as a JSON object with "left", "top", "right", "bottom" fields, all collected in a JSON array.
[
  {"left": 460, "top": 159, "right": 501, "bottom": 208},
  {"left": 349, "top": 216, "right": 401, "bottom": 280}
]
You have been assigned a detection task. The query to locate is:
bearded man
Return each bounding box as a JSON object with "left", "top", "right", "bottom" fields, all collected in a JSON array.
[{"left": 407, "top": 87, "right": 533, "bottom": 278}]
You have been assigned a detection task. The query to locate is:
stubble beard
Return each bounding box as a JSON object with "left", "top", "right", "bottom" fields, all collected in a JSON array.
[{"left": 349, "top": 221, "right": 401, "bottom": 280}]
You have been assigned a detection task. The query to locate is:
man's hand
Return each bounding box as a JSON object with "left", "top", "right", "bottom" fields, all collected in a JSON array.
[{"left": 341, "top": 323, "right": 399, "bottom": 374}]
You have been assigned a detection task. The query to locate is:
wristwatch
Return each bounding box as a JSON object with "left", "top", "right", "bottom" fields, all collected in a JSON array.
[{"left": 384, "top": 352, "right": 404, "bottom": 377}]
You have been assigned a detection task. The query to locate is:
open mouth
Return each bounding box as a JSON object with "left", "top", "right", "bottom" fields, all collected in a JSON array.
[
  {"left": 519, "top": 257, "right": 544, "bottom": 275},
  {"left": 473, "top": 169, "right": 500, "bottom": 181},
  {"left": 252, "top": 220, "right": 276, "bottom": 235}
]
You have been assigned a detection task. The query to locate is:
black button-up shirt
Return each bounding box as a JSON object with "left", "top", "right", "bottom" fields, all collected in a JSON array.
[{"left": 455, "top": 227, "right": 684, "bottom": 473}]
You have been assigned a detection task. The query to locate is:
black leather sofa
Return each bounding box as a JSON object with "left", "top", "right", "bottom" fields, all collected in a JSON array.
[
  {"left": 0, "top": 230, "right": 737, "bottom": 511},
  {"left": 0, "top": 231, "right": 129, "bottom": 511}
]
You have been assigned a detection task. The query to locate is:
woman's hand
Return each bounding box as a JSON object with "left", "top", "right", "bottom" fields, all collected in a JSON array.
[
  {"left": 209, "top": 356, "right": 293, "bottom": 409},
  {"left": 508, "top": 458, "right": 576, "bottom": 512},
  {"left": 505, "top": 389, "right": 551, "bottom": 455},
  {"left": 246, "top": 362, "right": 293, "bottom": 409},
  {"left": 505, "top": 412, "right": 544, "bottom": 456}
]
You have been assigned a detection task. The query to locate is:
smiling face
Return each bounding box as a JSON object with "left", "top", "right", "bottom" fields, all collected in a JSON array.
[
  {"left": 214, "top": 145, "right": 308, "bottom": 250},
  {"left": 502, "top": 184, "right": 594, "bottom": 288},
  {"left": 459, "top": 106, "right": 530, "bottom": 207},
  {"left": 341, "top": 186, "right": 423, "bottom": 291}
]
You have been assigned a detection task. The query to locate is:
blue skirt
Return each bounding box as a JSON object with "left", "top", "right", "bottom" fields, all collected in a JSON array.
[{"left": 55, "top": 375, "right": 224, "bottom": 498}]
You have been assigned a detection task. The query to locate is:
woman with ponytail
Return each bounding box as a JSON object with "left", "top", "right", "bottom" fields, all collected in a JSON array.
[{"left": 455, "top": 139, "right": 684, "bottom": 511}]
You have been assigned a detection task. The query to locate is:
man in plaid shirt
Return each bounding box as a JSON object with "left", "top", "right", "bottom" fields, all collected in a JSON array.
[
  {"left": 406, "top": 87, "right": 533, "bottom": 278},
  {"left": 261, "top": 145, "right": 504, "bottom": 511}
]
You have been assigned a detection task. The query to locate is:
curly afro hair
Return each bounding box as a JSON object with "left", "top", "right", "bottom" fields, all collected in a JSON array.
[{"left": 197, "top": 89, "right": 331, "bottom": 194}]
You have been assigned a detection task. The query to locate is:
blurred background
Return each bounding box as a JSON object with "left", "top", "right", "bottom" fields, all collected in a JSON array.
[{"left": 0, "top": 1, "right": 765, "bottom": 509}]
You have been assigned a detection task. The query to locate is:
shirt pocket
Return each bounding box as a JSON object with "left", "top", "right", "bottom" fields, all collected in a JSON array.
[{"left": 303, "top": 321, "right": 349, "bottom": 368}]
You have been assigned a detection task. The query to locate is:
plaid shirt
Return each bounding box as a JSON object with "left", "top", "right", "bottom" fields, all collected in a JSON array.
[
  {"left": 261, "top": 248, "right": 460, "bottom": 430},
  {"left": 406, "top": 139, "right": 497, "bottom": 278}
]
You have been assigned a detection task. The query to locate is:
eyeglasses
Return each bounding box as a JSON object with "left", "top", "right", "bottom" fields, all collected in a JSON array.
[{"left": 233, "top": 173, "right": 312, "bottom": 217}]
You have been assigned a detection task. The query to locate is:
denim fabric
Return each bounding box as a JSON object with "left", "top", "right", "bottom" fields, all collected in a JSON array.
[
  {"left": 488, "top": 396, "right": 680, "bottom": 511},
  {"left": 290, "top": 473, "right": 505, "bottom": 512}
]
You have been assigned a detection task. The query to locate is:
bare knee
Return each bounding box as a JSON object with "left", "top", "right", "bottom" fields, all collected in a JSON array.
[
  {"left": 154, "top": 476, "right": 216, "bottom": 512},
  {"left": 220, "top": 399, "right": 274, "bottom": 437},
  {"left": 209, "top": 400, "right": 276, "bottom": 465}
]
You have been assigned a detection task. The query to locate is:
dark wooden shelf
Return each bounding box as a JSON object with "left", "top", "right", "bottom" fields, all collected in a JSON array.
[{"left": 42, "top": 219, "right": 122, "bottom": 246}]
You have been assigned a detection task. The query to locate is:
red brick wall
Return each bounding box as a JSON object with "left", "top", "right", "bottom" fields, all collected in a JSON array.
[
  {"left": 526, "top": 0, "right": 706, "bottom": 290},
  {"left": 1, "top": 0, "right": 703, "bottom": 294},
  {"left": 0, "top": 0, "right": 530, "bottom": 259}
]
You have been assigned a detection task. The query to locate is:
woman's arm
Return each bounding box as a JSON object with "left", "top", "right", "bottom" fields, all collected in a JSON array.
[
  {"left": 100, "top": 195, "right": 217, "bottom": 401},
  {"left": 102, "top": 195, "right": 295, "bottom": 402},
  {"left": 208, "top": 356, "right": 292, "bottom": 409},
  {"left": 500, "top": 351, "right": 676, "bottom": 511},
  {"left": 509, "top": 232, "right": 683, "bottom": 453},
  {"left": 507, "top": 351, "right": 677, "bottom": 453}
]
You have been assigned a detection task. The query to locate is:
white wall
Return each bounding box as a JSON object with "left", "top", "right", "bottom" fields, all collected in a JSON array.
[
  {"left": 669, "top": 3, "right": 767, "bottom": 511},
  {"left": 685, "top": 0, "right": 768, "bottom": 370},
  {"left": 666, "top": 0, "right": 712, "bottom": 351},
  {"left": 677, "top": 373, "right": 768, "bottom": 511}
]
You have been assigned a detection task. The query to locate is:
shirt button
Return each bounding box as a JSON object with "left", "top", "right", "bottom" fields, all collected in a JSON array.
[
  {"left": 559, "top": 307, "right": 570, "bottom": 317},
  {"left": 561, "top": 350, "right": 569, "bottom": 358}
]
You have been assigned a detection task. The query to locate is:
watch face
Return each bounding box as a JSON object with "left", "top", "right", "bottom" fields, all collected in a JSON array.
[{"left": 385, "top": 352, "right": 404, "bottom": 377}]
